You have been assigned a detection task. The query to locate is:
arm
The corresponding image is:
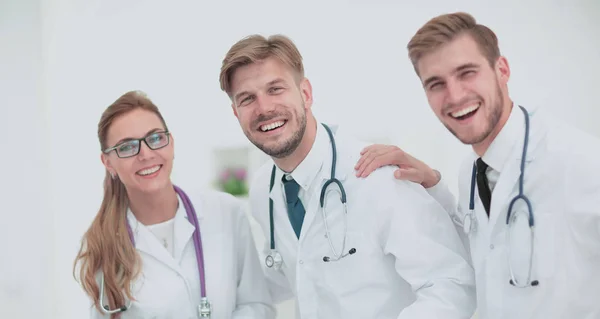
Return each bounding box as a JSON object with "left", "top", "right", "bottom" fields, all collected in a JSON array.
[
  {"left": 379, "top": 179, "right": 476, "bottom": 319},
  {"left": 232, "top": 204, "right": 277, "bottom": 319},
  {"left": 423, "top": 172, "right": 471, "bottom": 255}
]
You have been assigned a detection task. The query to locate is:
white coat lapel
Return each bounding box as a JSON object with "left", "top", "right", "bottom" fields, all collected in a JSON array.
[
  {"left": 269, "top": 168, "right": 300, "bottom": 252},
  {"left": 173, "top": 205, "right": 196, "bottom": 262},
  {"left": 487, "top": 154, "right": 521, "bottom": 233},
  {"left": 488, "top": 109, "right": 543, "bottom": 236},
  {"left": 297, "top": 126, "right": 353, "bottom": 244},
  {"left": 126, "top": 201, "right": 193, "bottom": 275}
]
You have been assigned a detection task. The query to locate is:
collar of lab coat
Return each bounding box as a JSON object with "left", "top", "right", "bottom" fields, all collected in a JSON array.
[
  {"left": 126, "top": 191, "right": 198, "bottom": 273},
  {"left": 482, "top": 103, "right": 525, "bottom": 173},
  {"left": 276, "top": 122, "right": 329, "bottom": 192},
  {"left": 268, "top": 121, "right": 355, "bottom": 242},
  {"left": 269, "top": 122, "right": 352, "bottom": 198},
  {"left": 475, "top": 103, "right": 546, "bottom": 234}
]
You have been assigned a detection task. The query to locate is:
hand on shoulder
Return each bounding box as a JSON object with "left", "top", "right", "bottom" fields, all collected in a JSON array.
[{"left": 354, "top": 144, "right": 441, "bottom": 188}]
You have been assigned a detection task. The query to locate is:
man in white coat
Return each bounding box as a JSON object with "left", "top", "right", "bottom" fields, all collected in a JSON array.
[
  {"left": 218, "top": 34, "right": 476, "bottom": 318},
  {"left": 355, "top": 12, "right": 600, "bottom": 319}
]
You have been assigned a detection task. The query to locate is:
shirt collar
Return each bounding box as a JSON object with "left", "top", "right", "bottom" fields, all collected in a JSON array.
[
  {"left": 126, "top": 191, "right": 185, "bottom": 227},
  {"left": 277, "top": 122, "right": 327, "bottom": 191},
  {"left": 481, "top": 103, "right": 525, "bottom": 173}
]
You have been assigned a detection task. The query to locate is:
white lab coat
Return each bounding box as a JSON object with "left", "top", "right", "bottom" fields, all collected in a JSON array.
[
  {"left": 427, "top": 105, "right": 600, "bottom": 319},
  {"left": 248, "top": 123, "right": 476, "bottom": 319},
  {"left": 89, "top": 189, "right": 275, "bottom": 319}
]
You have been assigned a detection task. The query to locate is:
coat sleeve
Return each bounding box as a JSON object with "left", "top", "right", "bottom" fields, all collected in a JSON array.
[
  {"left": 425, "top": 174, "right": 471, "bottom": 257},
  {"left": 378, "top": 177, "right": 477, "bottom": 319},
  {"left": 231, "top": 201, "right": 277, "bottom": 319}
]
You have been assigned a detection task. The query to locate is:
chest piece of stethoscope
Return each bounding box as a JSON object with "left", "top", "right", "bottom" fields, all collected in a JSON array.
[
  {"left": 198, "top": 297, "right": 211, "bottom": 318},
  {"left": 463, "top": 211, "right": 478, "bottom": 235},
  {"left": 265, "top": 249, "right": 283, "bottom": 270}
]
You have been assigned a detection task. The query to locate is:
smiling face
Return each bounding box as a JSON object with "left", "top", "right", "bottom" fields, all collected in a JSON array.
[
  {"left": 229, "top": 57, "right": 313, "bottom": 158},
  {"left": 417, "top": 33, "right": 510, "bottom": 147},
  {"left": 101, "top": 108, "right": 174, "bottom": 195}
]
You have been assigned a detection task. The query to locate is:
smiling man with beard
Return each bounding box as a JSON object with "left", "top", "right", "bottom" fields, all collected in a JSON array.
[
  {"left": 218, "top": 34, "right": 476, "bottom": 319},
  {"left": 355, "top": 12, "right": 600, "bottom": 319}
]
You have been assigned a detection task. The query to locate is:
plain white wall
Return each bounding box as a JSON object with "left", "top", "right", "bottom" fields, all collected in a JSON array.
[
  {"left": 0, "top": 0, "right": 54, "bottom": 318},
  {"left": 2, "top": 0, "right": 599, "bottom": 318}
]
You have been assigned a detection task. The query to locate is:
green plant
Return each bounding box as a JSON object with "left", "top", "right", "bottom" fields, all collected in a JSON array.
[{"left": 218, "top": 167, "right": 249, "bottom": 196}]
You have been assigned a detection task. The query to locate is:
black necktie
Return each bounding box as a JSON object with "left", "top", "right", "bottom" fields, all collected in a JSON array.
[
  {"left": 476, "top": 158, "right": 492, "bottom": 217},
  {"left": 282, "top": 175, "right": 305, "bottom": 239}
]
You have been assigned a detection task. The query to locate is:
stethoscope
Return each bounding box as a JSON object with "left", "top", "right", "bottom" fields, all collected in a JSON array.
[
  {"left": 99, "top": 185, "right": 212, "bottom": 318},
  {"left": 461, "top": 105, "right": 538, "bottom": 288},
  {"left": 265, "top": 123, "right": 357, "bottom": 270}
]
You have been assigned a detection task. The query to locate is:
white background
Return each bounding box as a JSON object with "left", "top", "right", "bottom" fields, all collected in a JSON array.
[{"left": 1, "top": 0, "right": 599, "bottom": 318}]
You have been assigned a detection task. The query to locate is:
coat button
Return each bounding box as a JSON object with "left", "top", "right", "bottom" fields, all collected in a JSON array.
[
  {"left": 299, "top": 260, "right": 304, "bottom": 264},
  {"left": 490, "top": 244, "right": 495, "bottom": 249}
]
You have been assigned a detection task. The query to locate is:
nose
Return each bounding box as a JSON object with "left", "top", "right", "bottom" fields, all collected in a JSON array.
[
  {"left": 137, "top": 141, "right": 155, "bottom": 161},
  {"left": 255, "top": 93, "right": 276, "bottom": 114},
  {"left": 445, "top": 80, "right": 467, "bottom": 105}
]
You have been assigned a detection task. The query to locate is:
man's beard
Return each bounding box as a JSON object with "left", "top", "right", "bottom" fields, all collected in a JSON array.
[
  {"left": 247, "top": 106, "right": 307, "bottom": 159},
  {"left": 445, "top": 83, "right": 504, "bottom": 145}
]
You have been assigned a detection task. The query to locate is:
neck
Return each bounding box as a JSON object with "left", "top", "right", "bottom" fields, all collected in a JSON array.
[
  {"left": 128, "top": 182, "right": 178, "bottom": 225},
  {"left": 273, "top": 118, "right": 317, "bottom": 173},
  {"left": 473, "top": 99, "right": 514, "bottom": 157}
]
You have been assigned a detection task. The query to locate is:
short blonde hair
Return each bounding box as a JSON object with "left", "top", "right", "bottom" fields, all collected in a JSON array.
[
  {"left": 219, "top": 34, "right": 305, "bottom": 96},
  {"left": 407, "top": 12, "right": 501, "bottom": 74}
]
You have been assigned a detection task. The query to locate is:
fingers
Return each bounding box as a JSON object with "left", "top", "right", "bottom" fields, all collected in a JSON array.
[
  {"left": 358, "top": 151, "right": 398, "bottom": 178},
  {"left": 359, "top": 144, "right": 380, "bottom": 155},
  {"left": 355, "top": 145, "right": 386, "bottom": 172},
  {"left": 393, "top": 167, "right": 424, "bottom": 184}
]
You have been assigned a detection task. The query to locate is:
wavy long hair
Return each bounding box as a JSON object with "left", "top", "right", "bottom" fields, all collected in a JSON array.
[{"left": 73, "top": 90, "right": 168, "bottom": 316}]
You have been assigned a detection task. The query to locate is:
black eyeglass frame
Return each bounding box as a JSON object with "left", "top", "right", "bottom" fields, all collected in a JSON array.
[{"left": 103, "top": 130, "right": 171, "bottom": 158}]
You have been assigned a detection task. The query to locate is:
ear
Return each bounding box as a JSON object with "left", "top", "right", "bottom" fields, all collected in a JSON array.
[
  {"left": 231, "top": 103, "right": 239, "bottom": 118},
  {"left": 101, "top": 153, "right": 116, "bottom": 177},
  {"left": 495, "top": 56, "right": 511, "bottom": 85},
  {"left": 299, "top": 78, "right": 313, "bottom": 110}
]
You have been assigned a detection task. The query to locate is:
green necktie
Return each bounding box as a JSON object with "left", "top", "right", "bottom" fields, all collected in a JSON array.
[{"left": 282, "top": 175, "right": 305, "bottom": 239}]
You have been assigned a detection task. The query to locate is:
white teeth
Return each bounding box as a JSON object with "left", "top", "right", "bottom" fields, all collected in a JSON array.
[
  {"left": 260, "top": 121, "right": 285, "bottom": 132},
  {"left": 451, "top": 103, "right": 480, "bottom": 118},
  {"left": 137, "top": 165, "right": 161, "bottom": 176}
]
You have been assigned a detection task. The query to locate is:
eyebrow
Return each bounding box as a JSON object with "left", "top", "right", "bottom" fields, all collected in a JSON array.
[
  {"left": 233, "top": 78, "right": 287, "bottom": 103},
  {"left": 422, "top": 63, "right": 480, "bottom": 88},
  {"left": 115, "top": 128, "right": 164, "bottom": 145}
]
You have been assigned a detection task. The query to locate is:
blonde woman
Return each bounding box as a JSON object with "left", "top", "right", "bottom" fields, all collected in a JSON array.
[{"left": 74, "top": 91, "right": 275, "bottom": 319}]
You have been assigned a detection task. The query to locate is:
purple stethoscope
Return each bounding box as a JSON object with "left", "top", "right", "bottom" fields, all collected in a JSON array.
[{"left": 99, "top": 185, "right": 211, "bottom": 318}]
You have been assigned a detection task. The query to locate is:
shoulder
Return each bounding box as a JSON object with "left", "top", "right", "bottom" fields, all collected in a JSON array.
[
  {"left": 342, "top": 145, "right": 435, "bottom": 209},
  {"left": 249, "top": 159, "right": 276, "bottom": 198},
  {"left": 542, "top": 113, "right": 600, "bottom": 169},
  {"left": 190, "top": 189, "right": 248, "bottom": 224}
]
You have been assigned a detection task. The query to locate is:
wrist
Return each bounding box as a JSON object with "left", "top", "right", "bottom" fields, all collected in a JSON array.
[{"left": 422, "top": 169, "right": 441, "bottom": 189}]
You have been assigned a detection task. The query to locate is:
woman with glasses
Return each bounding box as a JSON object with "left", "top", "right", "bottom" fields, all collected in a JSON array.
[{"left": 73, "top": 90, "right": 275, "bottom": 319}]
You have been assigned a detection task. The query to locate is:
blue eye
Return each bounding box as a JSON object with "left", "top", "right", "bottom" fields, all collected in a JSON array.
[
  {"left": 118, "top": 142, "right": 138, "bottom": 153},
  {"left": 147, "top": 133, "right": 163, "bottom": 145}
]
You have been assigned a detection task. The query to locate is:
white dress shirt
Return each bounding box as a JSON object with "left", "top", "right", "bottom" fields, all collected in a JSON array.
[{"left": 249, "top": 122, "right": 476, "bottom": 319}]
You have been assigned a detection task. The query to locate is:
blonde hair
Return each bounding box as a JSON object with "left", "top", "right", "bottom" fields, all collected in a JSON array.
[
  {"left": 73, "top": 90, "right": 168, "bottom": 316},
  {"left": 219, "top": 34, "right": 305, "bottom": 96},
  {"left": 407, "top": 12, "right": 501, "bottom": 74}
]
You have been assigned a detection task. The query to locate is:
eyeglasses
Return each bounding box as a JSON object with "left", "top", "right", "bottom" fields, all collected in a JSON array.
[{"left": 104, "top": 131, "right": 170, "bottom": 158}]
